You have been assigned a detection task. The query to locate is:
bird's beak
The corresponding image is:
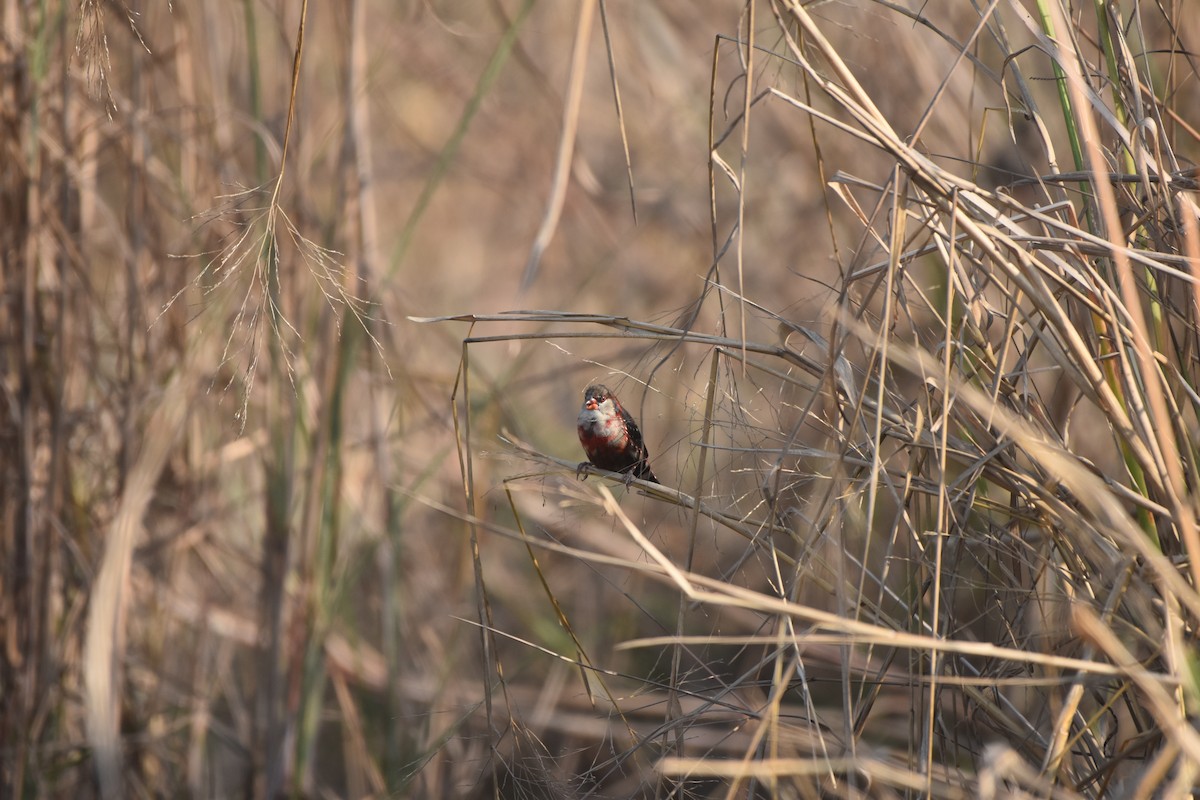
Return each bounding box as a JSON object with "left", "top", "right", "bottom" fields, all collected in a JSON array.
[{"left": 585, "top": 397, "right": 599, "bottom": 410}]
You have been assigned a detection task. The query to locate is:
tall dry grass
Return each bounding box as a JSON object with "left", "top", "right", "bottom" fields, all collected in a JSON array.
[{"left": 2, "top": 1, "right": 1199, "bottom": 799}]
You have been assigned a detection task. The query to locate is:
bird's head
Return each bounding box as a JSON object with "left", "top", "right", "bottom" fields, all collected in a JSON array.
[{"left": 582, "top": 384, "right": 616, "bottom": 413}]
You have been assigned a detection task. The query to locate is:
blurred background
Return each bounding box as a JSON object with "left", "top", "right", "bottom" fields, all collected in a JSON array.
[{"left": 4, "top": 1, "right": 1199, "bottom": 798}]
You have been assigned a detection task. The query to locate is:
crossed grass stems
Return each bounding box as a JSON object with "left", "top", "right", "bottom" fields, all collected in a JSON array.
[
  {"left": 441, "top": 20, "right": 1200, "bottom": 780},
  {"left": 444, "top": 5, "right": 1200, "bottom": 792}
]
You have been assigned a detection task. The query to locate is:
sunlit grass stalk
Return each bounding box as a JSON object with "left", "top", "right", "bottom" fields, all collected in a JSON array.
[
  {"left": 1034, "top": 0, "right": 1088, "bottom": 178},
  {"left": 1034, "top": 0, "right": 1164, "bottom": 545},
  {"left": 1092, "top": 1, "right": 1168, "bottom": 348}
]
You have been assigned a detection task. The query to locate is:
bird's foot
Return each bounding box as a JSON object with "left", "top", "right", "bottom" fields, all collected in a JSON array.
[{"left": 575, "top": 462, "right": 592, "bottom": 481}]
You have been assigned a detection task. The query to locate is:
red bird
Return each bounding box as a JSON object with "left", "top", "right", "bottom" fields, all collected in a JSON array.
[{"left": 576, "top": 384, "right": 658, "bottom": 484}]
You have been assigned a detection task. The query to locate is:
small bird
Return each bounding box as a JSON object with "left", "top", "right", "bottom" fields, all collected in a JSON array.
[{"left": 576, "top": 384, "right": 659, "bottom": 484}]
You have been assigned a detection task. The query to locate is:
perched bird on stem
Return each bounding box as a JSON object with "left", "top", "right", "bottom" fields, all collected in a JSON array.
[{"left": 576, "top": 384, "right": 658, "bottom": 484}]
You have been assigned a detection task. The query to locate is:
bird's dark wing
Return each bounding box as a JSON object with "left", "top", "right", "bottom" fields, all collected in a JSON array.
[
  {"left": 617, "top": 406, "right": 648, "bottom": 460},
  {"left": 618, "top": 406, "right": 658, "bottom": 483}
]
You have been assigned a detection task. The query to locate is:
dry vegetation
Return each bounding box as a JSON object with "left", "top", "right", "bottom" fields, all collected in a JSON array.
[{"left": 3, "top": 1, "right": 1200, "bottom": 798}]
